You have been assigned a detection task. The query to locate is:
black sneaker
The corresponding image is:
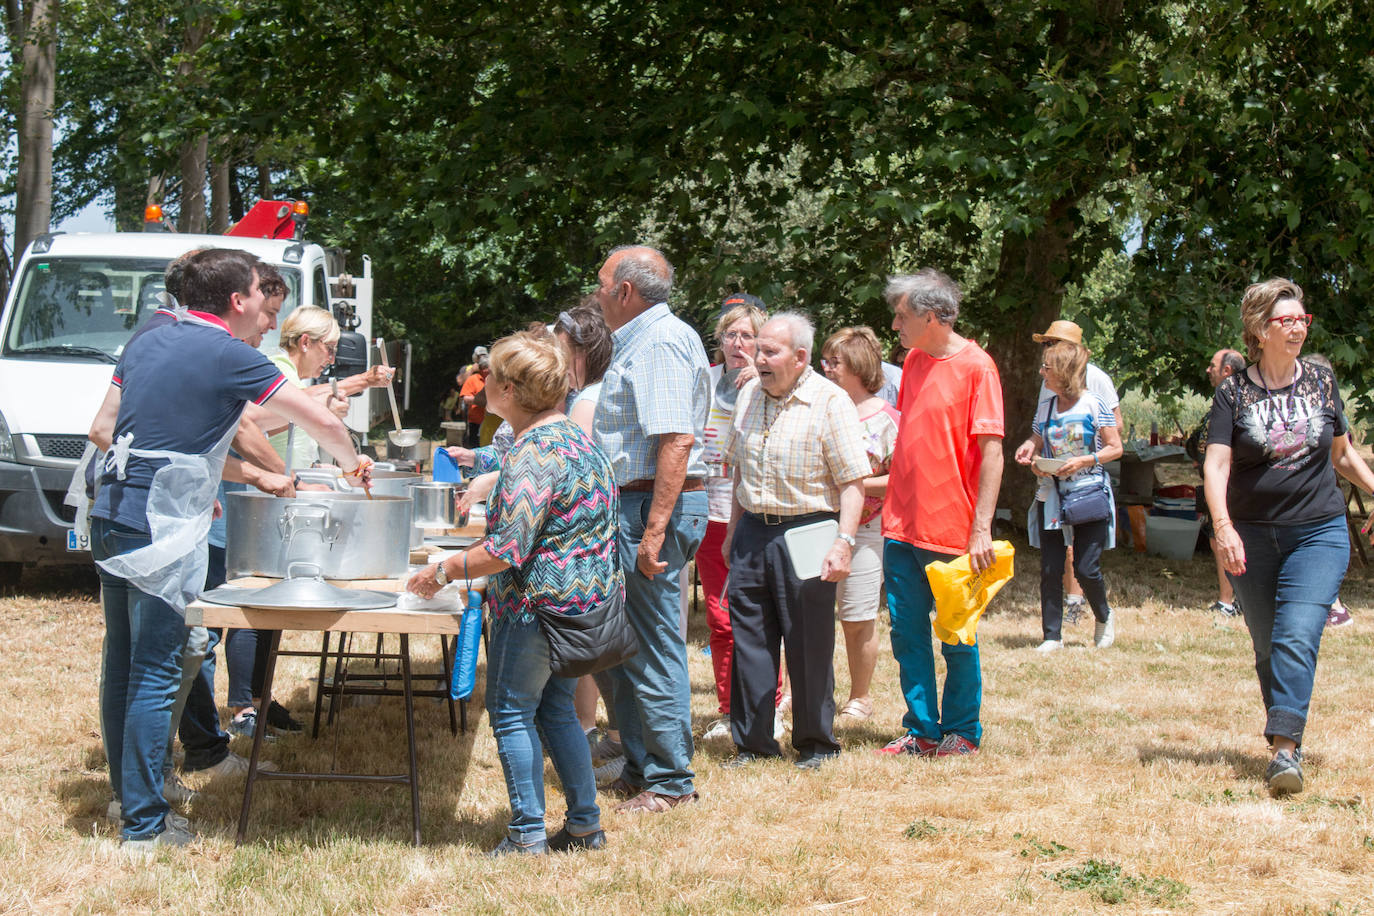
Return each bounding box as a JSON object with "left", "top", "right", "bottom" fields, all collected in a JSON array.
[
  {"left": 265, "top": 701, "right": 303, "bottom": 732},
  {"left": 547, "top": 826, "right": 606, "bottom": 852},
  {"left": 1265, "top": 749, "right": 1303, "bottom": 795}
]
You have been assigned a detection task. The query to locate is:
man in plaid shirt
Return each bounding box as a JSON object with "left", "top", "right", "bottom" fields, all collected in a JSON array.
[
  {"left": 592, "top": 245, "right": 712, "bottom": 813},
  {"left": 720, "top": 312, "right": 870, "bottom": 771}
]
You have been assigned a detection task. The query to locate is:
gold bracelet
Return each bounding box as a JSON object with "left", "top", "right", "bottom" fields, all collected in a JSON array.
[{"left": 1214, "top": 518, "right": 1233, "bottom": 530}]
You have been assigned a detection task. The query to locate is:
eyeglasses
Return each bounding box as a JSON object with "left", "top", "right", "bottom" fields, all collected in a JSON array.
[
  {"left": 722, "top": 331, "right": 755, "bottom": 343},
  {"left": 313, "top": 338, "right": 337, "bottom": 358},
  {"left": 821, "top": 357, "right": 841, "bottom": 371},
  {"left": 1268, "top": 314, "right": 1314, "bottom": 330},
  {"left": 1039, "top": 364, "right": 1051, "bottom": 371}
]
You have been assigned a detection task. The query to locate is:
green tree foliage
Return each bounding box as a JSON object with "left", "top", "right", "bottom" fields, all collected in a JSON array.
[{"left": 39, "top": 0, "right": 1374, "bottom": 503}]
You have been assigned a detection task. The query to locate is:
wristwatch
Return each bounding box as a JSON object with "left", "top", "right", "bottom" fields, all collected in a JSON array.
[
  {"left": 836, "top": 532, "right": 857, "bottom": 549},
  {"left": 434, "top": 561, "right": 449, "bottom": 586}
]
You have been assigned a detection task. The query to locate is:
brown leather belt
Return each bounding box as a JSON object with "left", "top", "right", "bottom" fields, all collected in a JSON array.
[{"left": 621, "top": 477, "right": 705, "bottom": 493}]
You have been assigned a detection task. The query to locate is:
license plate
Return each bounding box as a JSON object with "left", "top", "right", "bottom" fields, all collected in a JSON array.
[{"left": 67, "top": 529, "right": 90, "bottom": 552}]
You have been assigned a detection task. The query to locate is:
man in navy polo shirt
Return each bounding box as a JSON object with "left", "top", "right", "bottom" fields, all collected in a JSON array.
[{"left": 90, "top": 248, "right": 370, "bottom": 851}]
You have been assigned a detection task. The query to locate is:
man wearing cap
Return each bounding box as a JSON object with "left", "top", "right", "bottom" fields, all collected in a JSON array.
[
  {"left": 720, "top": 312, "right": 869, "bottom": 770},
  {"left": 592, "top": 244, "right": 711, "bottom": 813},
  {"left": 878, "top": 269, "right": 1004, "bottom": 758},
  {"left": 1013, "top": 319, "right": 1123, "bottom": 619}
]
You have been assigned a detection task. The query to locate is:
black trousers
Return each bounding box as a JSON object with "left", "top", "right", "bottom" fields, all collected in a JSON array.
[
  {"left": 1037, "top": 502, "right": 1111, "bottom": 641},
  {"left": 728, "top": 512, "right": 839, "bottom": 757}
]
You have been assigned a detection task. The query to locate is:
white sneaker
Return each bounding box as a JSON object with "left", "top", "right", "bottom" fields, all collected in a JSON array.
[
  {"left": 593, "top": 755, "right": 626, "bottom": 787},
  {"left": 121, "top": 813, "right": 195, "bottom": 853},
  {"left": 107, "top": 775, "right": 197, "bottom": 823},
  {"left": 194, "top": 751, "right": 278, "bottom": 779},
  {"left": 163, "top": 771, "right": 197, "bottom": 806},
  {"left": 1094, "top": 611, "right": 1115, "bottom": 648},
  {"left": 1034, "top": 639, "right": 1063, "bottom": 653},
  {"left": 702, "top": 719, "right": 732, "bottom": 742}
]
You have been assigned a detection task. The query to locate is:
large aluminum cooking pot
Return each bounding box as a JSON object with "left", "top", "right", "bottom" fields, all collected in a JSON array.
[
  {"left": 293, "top": 468, "right": 426, "bottom": 548},
  {"left": 294, "top": 468, "right": 421, "bottom": 498},
  {"left": 225, "top": 491, "right": 412, "bottom": 579}
]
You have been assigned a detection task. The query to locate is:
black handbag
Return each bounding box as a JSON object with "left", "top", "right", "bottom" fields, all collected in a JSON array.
[
  {"left": 534, "top": 585, "right": 640, "bottom": 678},
  {"left": 1043, "top": 396, "right": 1113, "bottom": 526},
  {"left": 1057, "top": 473, "right": 1114, "bottom": 526}
]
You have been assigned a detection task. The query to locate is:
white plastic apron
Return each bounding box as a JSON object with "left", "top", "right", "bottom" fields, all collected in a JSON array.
[{"left": 95, "top": 310, "right": 243, "bottom": 615}]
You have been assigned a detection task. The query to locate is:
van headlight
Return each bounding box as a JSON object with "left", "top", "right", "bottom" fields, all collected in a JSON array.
[{"left": 0, "top": 411, "right": 14, "bottom": 461}]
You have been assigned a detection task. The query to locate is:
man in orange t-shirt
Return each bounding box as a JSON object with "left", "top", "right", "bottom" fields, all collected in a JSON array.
[
  {"left": 876, "top": 269, "right": 1004, "bottom": 760},
  {"left": 459, "top": 355, "right": 489, "bottom": 448}
]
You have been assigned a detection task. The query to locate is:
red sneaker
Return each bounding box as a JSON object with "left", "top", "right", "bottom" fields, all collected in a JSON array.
[
  {"left": 876, "top": 734, "right": 940, "bottom": 757},
  {"left": 934, "top": 734, "right": 979, "bottom": 757}
]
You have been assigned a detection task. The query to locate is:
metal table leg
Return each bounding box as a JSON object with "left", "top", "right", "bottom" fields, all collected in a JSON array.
[
  {"left": 400, "top": 634, "right": 421, "bottom": 846},
  {"left": 311, "top": 630, "right": 332, "bottom": 738},
  {"left": 236, "top": 629, "right": 282, "bottom": 845}
]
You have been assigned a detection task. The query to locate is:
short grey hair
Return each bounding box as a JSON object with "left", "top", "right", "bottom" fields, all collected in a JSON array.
[
  {"left": 765, "top": 311, "right": 815, "bottom": 358},
  {"left": 609, "top": 244, "right": 674, "bottom": 305},
  {"left": 884, "top": 269, "right": 961, "bottom": 325}
]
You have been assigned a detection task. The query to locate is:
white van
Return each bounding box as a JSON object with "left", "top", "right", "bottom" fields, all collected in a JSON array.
[{"left": 0, "top": 230, "right": 382, "bottom": 585}]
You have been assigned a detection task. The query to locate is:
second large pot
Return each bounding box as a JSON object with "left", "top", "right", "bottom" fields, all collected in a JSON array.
[
  {"left": 409, "top": 482, "right": 468, "bottom": 529},
  {"left": 225, "top": 491, "right": 412, "bottom": 579}
]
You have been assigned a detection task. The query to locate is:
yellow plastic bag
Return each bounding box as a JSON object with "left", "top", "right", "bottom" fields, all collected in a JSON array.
[{"left": 925, "top": 541, "right": 1015, "bottom": 646}]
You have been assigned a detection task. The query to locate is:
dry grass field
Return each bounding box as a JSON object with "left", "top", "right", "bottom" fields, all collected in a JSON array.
[{"left": 3, "top": 534, "right": 1373, "bottom": 915}]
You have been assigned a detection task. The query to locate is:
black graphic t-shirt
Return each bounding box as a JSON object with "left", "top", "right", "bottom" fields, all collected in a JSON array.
[{"left": 1207, "top": 362, "right": 1347, "bottom": 524}]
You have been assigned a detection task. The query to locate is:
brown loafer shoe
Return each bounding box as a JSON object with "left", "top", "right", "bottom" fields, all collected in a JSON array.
[{"left": 615, "top": 790, "right": 700, "bottom": 814}]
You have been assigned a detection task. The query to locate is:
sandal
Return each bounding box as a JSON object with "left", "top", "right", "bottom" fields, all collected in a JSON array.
[
  {"left": 838, "top": 697, "right": 873, "bottom": 721},
  {"left": 615, "top": 790, "right": 700, "bottom": 814}
]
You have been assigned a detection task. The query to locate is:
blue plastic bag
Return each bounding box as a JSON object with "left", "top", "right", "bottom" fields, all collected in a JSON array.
[{"left": 450, "top": 588, "right": 484, "bottom": 700}]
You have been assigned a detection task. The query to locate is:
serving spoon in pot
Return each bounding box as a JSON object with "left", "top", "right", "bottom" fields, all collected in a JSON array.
[{"left": 376, "top": 338, "right": 422, "bottom": 448}]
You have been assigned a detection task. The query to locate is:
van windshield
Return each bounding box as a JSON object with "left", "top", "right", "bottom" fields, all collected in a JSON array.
[{"left": 3, "top": 256, "right": 302, "bottom": 362}]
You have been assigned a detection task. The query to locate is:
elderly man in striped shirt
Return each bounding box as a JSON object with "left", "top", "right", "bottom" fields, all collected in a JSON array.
[
  {"left": 592, "top": 245, "right": 712, "bottom": 813},
  {"left": 721, "top": 312, "right": 870, "bottom": 770}
]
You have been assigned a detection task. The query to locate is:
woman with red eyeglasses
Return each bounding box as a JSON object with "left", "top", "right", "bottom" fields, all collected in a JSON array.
[{"left": 1204, "top": 278, "right": 1374, "bottom": 796}]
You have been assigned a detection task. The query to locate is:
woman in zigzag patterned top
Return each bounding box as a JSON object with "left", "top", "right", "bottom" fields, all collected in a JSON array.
[{"left": 407, "top": 331, "right": 622, "bottom": 856}]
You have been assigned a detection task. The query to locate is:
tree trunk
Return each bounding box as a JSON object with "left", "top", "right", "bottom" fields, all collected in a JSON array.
[
  {"left": 228, "top": 159, "right": 245, "bottom": 222},
  {"left": 12, "top": 0, "right": 59, "bottom": 258},
  {"left": 173, "top": 11, "right": 211, "bottom": 233},
  {"left": 258, "top": 162, "right": 273, "bottom": 199},
  {"left": 177, "top": 134, "right": 209, "bottom": 233},
  {"left": 983, "top": 197, "right": 1077, "bottom": 522},
  {"left": 209, "top": 151, "right": 230, "bottom": 234}
]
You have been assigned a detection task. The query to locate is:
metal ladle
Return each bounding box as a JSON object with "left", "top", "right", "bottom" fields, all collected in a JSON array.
[{"left": 376, "top": 338, "right": 422, "bottom": 448}]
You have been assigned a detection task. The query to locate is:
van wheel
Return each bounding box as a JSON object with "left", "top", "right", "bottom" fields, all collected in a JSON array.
[{"left": 0, "top": 562, "right": 20, "bottom": 594}]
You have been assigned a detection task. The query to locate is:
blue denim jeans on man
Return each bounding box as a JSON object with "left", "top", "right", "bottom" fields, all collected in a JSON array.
[
  {"left": 608, "top": 489, "right": 708, "bottom": 795},
  {"left": 884, "top": 539, "right": 983, "bottom": 746},
  {"left": 1229, "top": 514, "right": 1347, "bottom": 746},
  {"left": 93, "top": 516, "right": 188, "bottom": 840},
  {"left": 485, "top": 613, "right": 600, "bottom": 844}
]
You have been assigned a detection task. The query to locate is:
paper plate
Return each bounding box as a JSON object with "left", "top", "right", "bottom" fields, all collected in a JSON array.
[{"left": 782, "top": 519, "right": 839, "bottom": 580}]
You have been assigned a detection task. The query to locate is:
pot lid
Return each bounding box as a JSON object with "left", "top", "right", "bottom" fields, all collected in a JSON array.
[{"left": 201, "top": 575, "right": 397, "bottom": 611}]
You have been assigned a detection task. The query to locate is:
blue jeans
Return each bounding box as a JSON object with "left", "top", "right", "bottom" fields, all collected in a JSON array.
[
  {"left": 1229, "top": 514, "right": 1348, "bottom": 746},
  {"left": 884, "top": 539, "right": 983, "bottom": 745},
  {"left": 93, "top": 516, "right": 188, "bottom": 840},
  {"left": 485, "top": 614, "right": 600, "bottom": 844},
  {"left": 608, "top": 489, "right": 707, "bottom": 795}
]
